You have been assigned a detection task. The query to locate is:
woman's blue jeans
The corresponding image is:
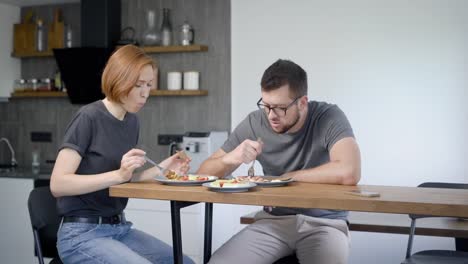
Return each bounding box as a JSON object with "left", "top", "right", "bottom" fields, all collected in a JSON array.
[{"left": 57, "top": 220, "right": 195, "bottom": 264}]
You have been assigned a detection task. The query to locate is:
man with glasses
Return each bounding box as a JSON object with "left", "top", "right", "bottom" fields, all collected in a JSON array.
[{"left": 198, "top": 59, "right": 361, "bottom": 264}]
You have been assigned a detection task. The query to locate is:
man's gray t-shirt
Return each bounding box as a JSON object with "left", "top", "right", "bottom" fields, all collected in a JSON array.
[
  {"left": 222, "top": 101, "right": 354, "bottom": 220},
  {"left": 56, "top": 100, "right": 139, "bottom": 217}
]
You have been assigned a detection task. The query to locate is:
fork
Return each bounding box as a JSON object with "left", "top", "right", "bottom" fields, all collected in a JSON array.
[
  {"left": 247, "top": 138, "right": 262, "bottom": 177},
  {"left": 247, "top": 159, "right": 256, "bottom": 177},
  {"left": 144, "top": 156, "right": 168, "bottom": 176}
]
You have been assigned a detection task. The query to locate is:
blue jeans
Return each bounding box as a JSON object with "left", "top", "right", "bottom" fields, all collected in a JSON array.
[{"left": 57, "top": 221, "right": 194, "bottom": 264}]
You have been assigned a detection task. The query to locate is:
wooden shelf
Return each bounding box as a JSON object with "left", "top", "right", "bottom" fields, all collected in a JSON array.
[
  {"left": 12, "top": 50, "right": 54, "bottom": 58},
  {"left": 141, "top": 45, "right": 208, "bottom": 53},
  {"left": 11, "top": 90, "right": 208, "bottom": 98},
  {"left": 12, "top": 45, "right": 208, "bottom": 58},
  {"left": 11, "top": 91, "right": 67, "bottom": 97},
  {"left": 149, "top": 90, "right": 208, "bottom": 96}
]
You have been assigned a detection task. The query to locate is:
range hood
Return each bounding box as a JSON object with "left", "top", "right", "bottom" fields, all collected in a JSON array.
[{"left": 53, "top": 0, "right": 121, "bottom": 104}]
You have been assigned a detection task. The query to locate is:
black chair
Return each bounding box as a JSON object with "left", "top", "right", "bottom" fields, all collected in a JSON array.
[
  {"left": 27, "top": 186, "right": 63, "bottom": 264},
  {"left": 402, "top": 182, "right": 468, "bottom": 264},
  {"left": 273, "top": 254, "right": 299, "bottom": 264}
]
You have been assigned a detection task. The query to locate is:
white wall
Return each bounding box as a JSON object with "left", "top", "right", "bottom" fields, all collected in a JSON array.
[
  {"left": 222, "top": 0, "right": 468, "bottom": 263},
  {"left": 0, "top": 3, "right": 21, "bottom": 99}
]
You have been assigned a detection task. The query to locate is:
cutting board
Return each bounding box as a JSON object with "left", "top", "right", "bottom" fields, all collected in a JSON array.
[
  {"left": 13, "top": 11, "right": 35, "bottom": 55},
  {"left": 48, "top": 8, "right": 64, "bottom": 50}
]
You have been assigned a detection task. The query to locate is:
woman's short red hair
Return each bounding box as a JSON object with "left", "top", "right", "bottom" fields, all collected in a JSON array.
[{"left": 101, "top": 45, "right": 156, "bottom": 103}]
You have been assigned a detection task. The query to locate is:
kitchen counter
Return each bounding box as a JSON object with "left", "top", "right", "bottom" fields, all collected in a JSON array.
[{"left": 0, "top": 166, "right": 52, "bottom": 179}]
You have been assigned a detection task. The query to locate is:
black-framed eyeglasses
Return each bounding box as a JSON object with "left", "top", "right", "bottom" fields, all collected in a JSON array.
[{"left": 257, "top": 97, "right": 301, "bottom": 117}]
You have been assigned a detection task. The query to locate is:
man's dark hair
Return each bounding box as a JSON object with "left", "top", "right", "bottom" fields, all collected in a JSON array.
[{"left": 260, "top": 59, "right": 307, "bottom": 98}]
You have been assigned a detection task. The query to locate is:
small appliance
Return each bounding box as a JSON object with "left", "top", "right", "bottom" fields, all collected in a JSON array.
[{"left": 177, "top": 131, "right": 228, "bottom": 174}]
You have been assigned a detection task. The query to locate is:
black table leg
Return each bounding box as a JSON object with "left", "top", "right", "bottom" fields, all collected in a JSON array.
[
  {"left": 204, "top": 203, "right": 213, "bottom": 263},
  {"left": 170, "top": 201, "right": 198, "bottom": 264},
  {"left": 456, "top": 237, "right": 468, "bottom": 252}
]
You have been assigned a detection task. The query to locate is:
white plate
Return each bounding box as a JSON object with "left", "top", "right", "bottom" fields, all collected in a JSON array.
[
  {"left": 154, "top": 175, "right": 218, "bottom": 186},
  {"left": 255, "top": 178, "right": 294, "bottom": 187},
  {"left": 236, "top": 176, "right": 294, "bottom": 187},
  {"left": 202, "top": 182, "right": 257, "bottom": 193}
]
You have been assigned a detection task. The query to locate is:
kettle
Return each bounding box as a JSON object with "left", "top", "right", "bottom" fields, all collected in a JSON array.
[{"left": 179, "top": 21, "right": 194, "bottom": 46}]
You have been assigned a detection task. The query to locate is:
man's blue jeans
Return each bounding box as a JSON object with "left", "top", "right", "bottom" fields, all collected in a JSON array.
[{"left": 57, "top": 221, "right": 195, "bottom": 264}]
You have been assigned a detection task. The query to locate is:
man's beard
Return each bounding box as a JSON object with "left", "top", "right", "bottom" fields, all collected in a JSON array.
[{"left": 269, "top": 112, "right": 301, "bottom": 134}]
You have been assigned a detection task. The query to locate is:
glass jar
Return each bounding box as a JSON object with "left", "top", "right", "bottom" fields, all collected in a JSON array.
[
  {"left": 141, "top": 10, "right": 161, "bottom": 46},
  {"left": 161, "top": 8, "right": 172, "bottom": 46},
  {"left": 23, "top": 79, "right": 32, "bottom": 91},
  {"left": 13, "top": 79, "right": 26, "bottom": 92},
  {"left": 29, "top": 78, "right": 39, "bottom": 91},
  {"left": 38, "top": 78, "right": 53, "bottom": 91}
]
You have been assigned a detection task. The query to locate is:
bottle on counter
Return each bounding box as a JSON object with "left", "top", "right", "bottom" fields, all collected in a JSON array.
[
  {"left": 161, "top": 8, "right": 172, "bottom": 46},
  {"left": 54, "top": 69, "right": 62, "bottom": 91},
  {"left": 31, "top": 147, "right": 40, "bottom": 174},
  {"left": 36, "top": 19, "right": 47, "bottom": 52},
  {"left": 64, "top": 23, "right": 73, "bottom": 48}
]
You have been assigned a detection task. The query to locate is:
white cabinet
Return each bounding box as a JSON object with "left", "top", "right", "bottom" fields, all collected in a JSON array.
[
  {"left": 125, "top": 199, "right": 206, "bottom": 264},
  {"left": 0, "top": 178, "right": 36, "bottom": 264}
]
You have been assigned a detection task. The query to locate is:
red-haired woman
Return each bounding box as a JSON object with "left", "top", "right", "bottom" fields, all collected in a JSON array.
[{"left": 51, "top": 45, "right": 194, "bottom": 264}]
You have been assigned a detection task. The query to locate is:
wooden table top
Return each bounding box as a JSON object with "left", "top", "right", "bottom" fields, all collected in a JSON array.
[{"left": 110, "top": 181, "right": 468, "bottom": 218}]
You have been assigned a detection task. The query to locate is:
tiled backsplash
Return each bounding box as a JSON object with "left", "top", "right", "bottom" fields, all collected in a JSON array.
[{"left": 0, "top": 0, "right": 231, "bottom": 169}]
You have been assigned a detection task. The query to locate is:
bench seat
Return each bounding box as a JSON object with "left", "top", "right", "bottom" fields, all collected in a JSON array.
[{"left": 240, "top": 211, "right": 468, "bottom": 238}]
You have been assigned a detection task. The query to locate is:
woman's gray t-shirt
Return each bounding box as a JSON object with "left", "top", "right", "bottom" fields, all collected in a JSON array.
[
  {"left": 222, "top": 101, "right": 354, "bottom": 220},
  {"left": 56, "top": 100, "right": 139, "bottom": 217}
]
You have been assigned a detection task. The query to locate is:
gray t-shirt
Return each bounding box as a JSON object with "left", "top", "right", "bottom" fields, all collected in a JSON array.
[
  {"left": 222, "top": 101, "right": 354, "bottom": 220},
  {"left": 56, "top": 100, "right": 139, "bottom": 217}
]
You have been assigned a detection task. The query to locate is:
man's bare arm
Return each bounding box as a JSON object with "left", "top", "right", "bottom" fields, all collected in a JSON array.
[
  {"left": 197, "top": 149, "right": 238, "bottom": 177},
  {"left": 197, "top": 139, "right": 263, "bottom": 177},
  {"left": 283, "top": 137, "right": 361, "bottom": 185}
]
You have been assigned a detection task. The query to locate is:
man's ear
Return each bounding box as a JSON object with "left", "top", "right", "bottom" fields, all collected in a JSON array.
[{"left": 299, "top": 96, "right": 308, "bottom": 109}]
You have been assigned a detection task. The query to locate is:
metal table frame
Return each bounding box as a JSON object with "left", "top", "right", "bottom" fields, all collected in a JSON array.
[{"left": 170, "top": 201, "right": 213, "bottom": 264}]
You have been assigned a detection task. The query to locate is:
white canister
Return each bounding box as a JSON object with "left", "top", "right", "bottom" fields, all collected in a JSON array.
[
  {"left": 167, "top": 71, "right": 182, "bottom": 90},
  {"left": 183, "top": 71, "right": 199, "bottom": 90}
]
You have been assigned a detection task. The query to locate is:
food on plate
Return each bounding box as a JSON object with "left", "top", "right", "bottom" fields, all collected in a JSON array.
[
  {"left": 164, "top": 172, "right": 211, "bottom": 181},
  {"left": 188, "top": 175, "right": 210, "bottom": 181},
  {"left": 236, "top": 176, "right": 272, "bottom": 183},
  {"left": 165, "top": 170, "right": 179, "bottom": 179},
  {"left": 210, "top": 179, "right": 250, "bottom": 188},
  {"left": 236, "top": 176, "right": 291, "bottom": 183}
]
